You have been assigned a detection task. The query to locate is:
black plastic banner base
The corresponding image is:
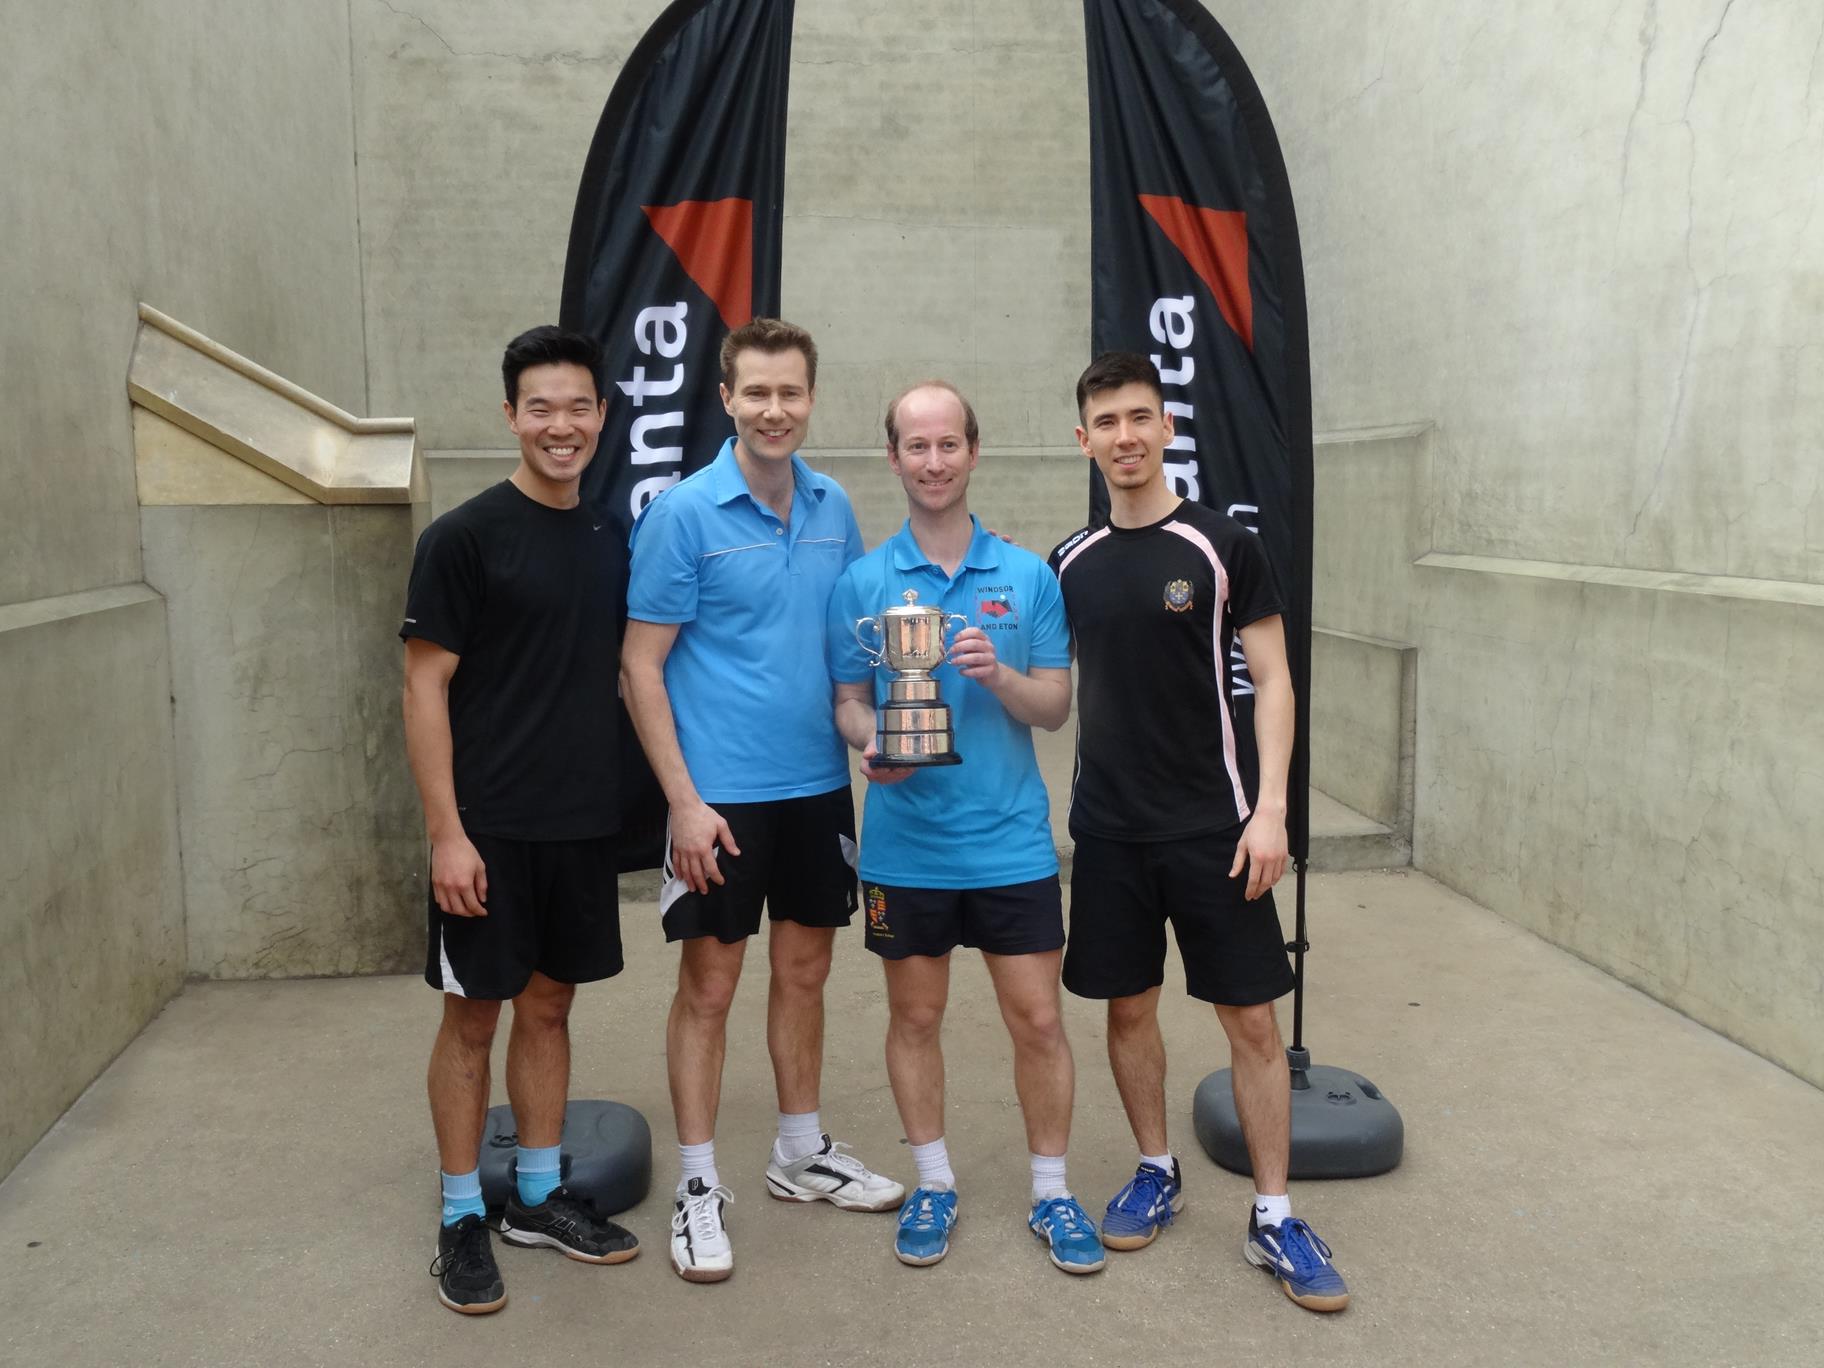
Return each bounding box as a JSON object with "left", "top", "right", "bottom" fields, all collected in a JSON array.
[
  {"left": 478, "top": 1099, "right": 652, "bottom": 1215},
  {"left": 1192, "top": 1062, "right": 1403, "bottom": 1180}
]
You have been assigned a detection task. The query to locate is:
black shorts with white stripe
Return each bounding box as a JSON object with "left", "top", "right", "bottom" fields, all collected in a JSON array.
[
  {"left": 424, "top": 832, "right": 623, "bottom": 1000},
  {"left": 659, "top": 786, "right": 858, "bottom": 944}
]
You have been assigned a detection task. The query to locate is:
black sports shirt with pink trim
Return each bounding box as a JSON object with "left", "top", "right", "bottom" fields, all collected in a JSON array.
[{"left": 1048, "top": 499, "right": 1283, "bottom": 842}]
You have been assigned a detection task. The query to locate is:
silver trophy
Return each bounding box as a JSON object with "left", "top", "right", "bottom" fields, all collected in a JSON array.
[{"left": 853, "top": 589, "right": 968, "bottom": 767}]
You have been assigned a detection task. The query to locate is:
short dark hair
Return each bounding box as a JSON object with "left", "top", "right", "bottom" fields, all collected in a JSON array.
[
  {"left": 502, "top": 326, "right": 602, "bottom": 407},
  {"left": 885, "top": 380, "right": 979, "bottom": 451},
  {"left": 1075, "top": 351, "right": 1163, "bottom": 417},
  {"left": 720, "top": 317, "right": 818, "bottom": 390}
]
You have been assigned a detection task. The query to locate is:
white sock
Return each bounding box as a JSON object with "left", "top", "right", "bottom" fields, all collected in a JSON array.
[
  {"left": 774, "top": 1110, "right": 824, "bottom": 1163},
  {"left": 910, "top": 1137, "right": 956, "bottom": 1189},
  {"left": 1254, "top": 1191, "right": 1292, "bottom": 1228},
  {"left": 678, "top": 1139, "right": 719, "bottom": 1193},
  {"left": 1030, "top": 1152, "right": 1069, "bottom": 1202},
  {"left": 1141, "top": 1150, "right": 1174, "bottom": 1175}
]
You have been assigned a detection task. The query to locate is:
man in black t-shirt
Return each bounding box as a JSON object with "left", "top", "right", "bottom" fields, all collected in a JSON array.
[
  {"left": 1048, "top": 352, "right": 1349, "bottom": 1313},
  {"left": 402, "top": 326, "right": 637, "bottom": 1315}
]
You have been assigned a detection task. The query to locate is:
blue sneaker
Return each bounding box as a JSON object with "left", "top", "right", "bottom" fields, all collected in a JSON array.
[
  {"left": 1101, "top": 1159, "right": 1183, "bottom": 1251},
  {"left": 1028, "top": 1194, "right": 1105, "bottom": 1274},
  {"left": 1245, "top": 1213, "right": 1350, "bottom": 1312},
  {"left": 894, "top": 1186, "right": 959, "bottom": 1266}
]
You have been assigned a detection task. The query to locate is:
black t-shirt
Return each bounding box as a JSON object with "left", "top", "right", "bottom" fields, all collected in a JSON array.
[
  {"left": 1049, "top": 499, "right": 1283, "bottom": 841},
  {"left": 400, "top": 480, "right": 623, "bottom": 841}
]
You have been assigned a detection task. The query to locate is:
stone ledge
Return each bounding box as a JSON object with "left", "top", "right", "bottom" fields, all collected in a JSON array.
[
  {"left": 1416, "top": 551, "right": 1824, "bottom": 610},
  {"left": 0, "top": 583, "right": 163, "bottom": 635},
  {"left": 128, "top": 304, "right": 420, "bottom": 506}
]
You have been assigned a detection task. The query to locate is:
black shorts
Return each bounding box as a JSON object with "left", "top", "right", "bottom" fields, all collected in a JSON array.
[
  {"left": 862, "top": 875, "right": 1064, "bottom": 959},
  {"left": 1063, "top": 830, "right": 1295, "bottom": 1006},
  {"left": 660, "top": 786, "right": 858, "bottom": 944},
  {"left": 424, "top": 832, "right": 623, "bottom": 1000}
]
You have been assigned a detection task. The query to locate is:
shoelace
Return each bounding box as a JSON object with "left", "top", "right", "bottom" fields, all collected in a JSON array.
[
  {"left": 1113, "top": 1167, "right": 1168, "bottom": 1219},
  {"left": 1036, "top": 1195, "right": 1091, "bottom": 1237},
  {"left": 902, "top": 1191, "right": 951, "bottom": 1230},
  {"left": 428, "top": 1218, "right": 493, "bottom": 1279},
  {"left": 818, "top": 1140, "right": 873, "bottom": 1179},
  {"left": 673, "top": 1184, "right": 735, "bottom": 1244},
  {"left": 1273, "top": 1218, "right": 1333, "bottom": 1275}
]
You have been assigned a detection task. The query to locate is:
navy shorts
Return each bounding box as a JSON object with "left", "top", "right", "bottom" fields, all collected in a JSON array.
[
  {"left": 1063, "top": 830, "right": 1294, "bottom": 1006},
  {"left": 861, "top": 875, "right": 1064, "bottom": 959}
]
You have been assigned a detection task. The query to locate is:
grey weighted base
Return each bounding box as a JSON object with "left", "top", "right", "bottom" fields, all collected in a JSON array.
[
  {"left": 1192, "top": 1053, "right": 1403, "bottom": 1180},
  {"left": 478, "top": 1100, "right": 652, "bottom": 1215}
]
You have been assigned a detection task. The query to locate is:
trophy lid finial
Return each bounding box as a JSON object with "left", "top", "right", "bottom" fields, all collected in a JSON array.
[{"left": 901, "top": 589, "right": 919, "bottom": 605}]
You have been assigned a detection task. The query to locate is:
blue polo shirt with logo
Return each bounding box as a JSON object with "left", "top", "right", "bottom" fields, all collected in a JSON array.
[
  {"left": 628, "top": 437, "right": 864, "bottom": 804},
  {"left": 825, "top": 517, "right": 1071, "bottom": 889}
]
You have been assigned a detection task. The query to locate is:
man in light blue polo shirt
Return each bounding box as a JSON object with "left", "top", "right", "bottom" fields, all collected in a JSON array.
[
  {"left": 622, "top": 317, "right": 904, "bottom": 1285},
  {"left": 826, "top": 380, "right": 1103, "bottom": 1276}
]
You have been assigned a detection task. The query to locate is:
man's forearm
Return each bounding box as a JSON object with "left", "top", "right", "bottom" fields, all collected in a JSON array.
[
  {"left": 833, "top": 693, "right": 877, "bottom": 752},
  {"left": 1251, "top": 673, "right": 1294, "bottom": 815},
  {"left": 984, "top": 667, "right": 1072, "bottom": 731},
  {"left": 621, "top": 661, "right": 703, "bottom": 810},
  {"left": 403, "top": 675, "right": 463, "bottom": 840}
]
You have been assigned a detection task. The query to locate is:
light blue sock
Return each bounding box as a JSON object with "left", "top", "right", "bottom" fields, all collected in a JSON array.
[
  {"left": 516, "top": 1144, "right": 562, "bottom": 1206},
  {"left": 441, "top": 1168, "right": 485, "bottom": 1227}
]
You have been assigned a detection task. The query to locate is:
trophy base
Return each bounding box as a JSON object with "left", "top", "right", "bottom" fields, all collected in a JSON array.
[{"left": 871, "top": 750, "right": 964, "bottom": 769}]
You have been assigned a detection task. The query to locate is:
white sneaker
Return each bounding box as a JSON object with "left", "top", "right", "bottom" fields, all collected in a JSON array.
[
  {"left": 764, "top": 1134, "right": 906, "bottom": 1212},
  {"left": 670, "top": 1178, "right": 734, "bottom": 1283}
]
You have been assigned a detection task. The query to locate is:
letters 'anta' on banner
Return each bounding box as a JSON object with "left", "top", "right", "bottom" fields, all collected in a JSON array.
[
  {"left": 1082, "top": 0, "right": 1315, "bottom": 855},
  {"left": 561, "top": 0, "right": 796, "bottom": 540}
]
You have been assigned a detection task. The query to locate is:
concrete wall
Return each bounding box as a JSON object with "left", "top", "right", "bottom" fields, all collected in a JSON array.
[
  {"left": 352, "top": 0, "right": 1089, "bottom": 453},
  {"left": 1218, "top": 2, "right": 1824, "bottom": 1084},
  {"left": 1, "top": 2, "right": 367, "bottom": 1174},
  {"left": 0, "top": 590, "right": 186, "bottom": 1177},
  {"left": 144, "top": 502, "right": 423, "bottom": 980},
  {"left": 1310, "top": 628, "right": 1415, "bottom": 836}
]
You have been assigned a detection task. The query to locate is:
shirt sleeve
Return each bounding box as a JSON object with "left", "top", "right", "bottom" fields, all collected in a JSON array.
[
  {"left": 825, "top": 565, "right": 876, "bottom": 686},
  {"left": 626, "top": 493, "right": 699, "bottom": 624},
  {"left": 1025, "top": 560, "right": 1073, "bottom": 669},
  {"left": 1225, "top": 525, "right": 1284, "bottom": 629},
  {"left": 399, "top": 517, "right": 481, "bottom": 655}
]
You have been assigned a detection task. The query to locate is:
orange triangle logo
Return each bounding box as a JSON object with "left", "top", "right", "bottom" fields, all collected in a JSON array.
[
  {"left": 1137, "top": 194, "right": 1252, "bottom": 351},
  {"left": 641, "top": 198, "right": 755, "bottom": 330}
]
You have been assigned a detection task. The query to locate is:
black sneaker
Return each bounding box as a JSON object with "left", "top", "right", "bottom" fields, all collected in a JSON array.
[
  {"left": 430, "top": 1214, "right": 506, "bottom": 1315},
  {"left": 501, "top": 1185, "right": 640, "bottom": 1264}
]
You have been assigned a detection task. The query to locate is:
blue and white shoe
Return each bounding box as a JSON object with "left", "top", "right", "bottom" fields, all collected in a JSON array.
[
  {"left": 1245, "top": 1212, "right": 1350, "bottom": 1312},
  {"left": 894, "top": 1186, "right": 959, "bottom": 1266},
  {"left": 1028, "top": 1194, "right": 1106, "bottom": 1274},
  {"left": 1101, "top": 1159, "right": 1183, "bottom": 1251}
]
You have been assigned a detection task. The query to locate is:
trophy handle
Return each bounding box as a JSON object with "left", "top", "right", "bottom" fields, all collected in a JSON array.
[
  {"left": 941, "top": 612, "right": 970, "bottom": 646},
  {"left": 854, "top": 616, "right": 886, "bottom": 667}
]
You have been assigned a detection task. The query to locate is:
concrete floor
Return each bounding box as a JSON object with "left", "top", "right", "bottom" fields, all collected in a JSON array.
[{"left": 3, "top": 869, "right": 1821, "bottom": 1368}]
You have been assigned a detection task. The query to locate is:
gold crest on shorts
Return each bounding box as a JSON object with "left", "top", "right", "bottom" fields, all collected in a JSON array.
[
  {"left": 1164, "top": 579, "right": 1194, "bottom": 612},
  {"left": 865, "top": 884, "right": 892, "bottom": 939}
]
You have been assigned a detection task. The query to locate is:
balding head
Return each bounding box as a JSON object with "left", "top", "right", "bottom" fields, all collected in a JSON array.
[{"left": 885, "top": 379, "right": 979, "bottom": 454}]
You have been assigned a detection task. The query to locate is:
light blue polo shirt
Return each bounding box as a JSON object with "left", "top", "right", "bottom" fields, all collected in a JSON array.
[
  {"left": 826, "top": 517, "right": 1072, "bottom": 889},
  {"left": 629, "top": 437, "right": 864, "bottom": 803}
]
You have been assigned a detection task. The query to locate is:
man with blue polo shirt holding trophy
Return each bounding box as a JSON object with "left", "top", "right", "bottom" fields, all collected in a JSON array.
[
  {"left": 622, "top": 318, "right": 905, "bottom": 1286},
  {"left": 826, "top": 380, "right": 1105, "bottom": 1275}
]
